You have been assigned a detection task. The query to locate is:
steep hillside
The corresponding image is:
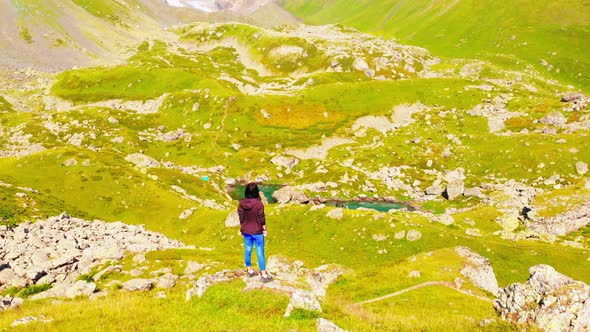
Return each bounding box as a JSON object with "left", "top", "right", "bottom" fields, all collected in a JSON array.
[
  {"left": 0, "top": 0, "right": 297, "bottom": 71},
  {"left": 278, "top": 0, "right": 590, "bottom": 90}
]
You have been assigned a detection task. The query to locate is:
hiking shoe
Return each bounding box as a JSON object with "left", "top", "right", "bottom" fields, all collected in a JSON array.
[
  {"left": 247, "top": 270, "right": 258, "bottom": 278},
  {"left": 261, "top": 275, "right": 273, "bottom": 283}
]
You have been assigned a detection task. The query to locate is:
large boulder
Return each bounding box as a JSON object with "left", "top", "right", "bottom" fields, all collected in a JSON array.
[
  {"left": 455, "top": 247, "right": 499, "bottom": 295},
  {"left": 124, "top": 153, "right": 160, "bottom": 168},
  {"left": 540, "top": 111, "right": 567, "bottom": 126},
  {"left": 225, "top": 211, "right": 240, "bottom": 227},
  {"left": 272, "top": 186, "right": 308, "bottom": 204},
  {"left": 284, "top": 289, "right": 322, "bottom": 317},
  {"left": 122, "top": 278, "right": 153, "bottom": 292},
  {"left": 494, "top": 265, "right": 590, "bottom": 331},
  {"left": 445, "top": 180, "right": 465, "bottom": 200},
  {"left": 270, "top": 156, "right": 300, "bottom": 172},
  {"left": 561, "top": 92, "right": 586, "bottom": 102},
  {"left": 65, "top": 280, "right": 96, "bottom": 298}
]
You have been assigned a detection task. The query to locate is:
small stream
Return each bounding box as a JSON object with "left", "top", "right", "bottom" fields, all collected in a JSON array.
[{"left": 228, "top": 184, "right": 414, "bottom": 212}]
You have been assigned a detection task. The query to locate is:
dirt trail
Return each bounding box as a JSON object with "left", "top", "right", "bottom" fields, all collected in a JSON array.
[{"left": 357, "top": 281, "right": 492, "bottom": 305}]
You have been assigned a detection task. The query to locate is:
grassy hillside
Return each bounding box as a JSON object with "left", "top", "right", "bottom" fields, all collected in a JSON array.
[
  {"left": 278, "top": 0, "right": 590, "bottom": 91},
  {"left": 0, "top": 18, "right": 589, "bottom": 331}
]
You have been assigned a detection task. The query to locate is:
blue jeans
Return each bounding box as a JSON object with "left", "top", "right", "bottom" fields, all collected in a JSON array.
[{"left": 243, "top": 233, "right": 266, "bottom": 271}]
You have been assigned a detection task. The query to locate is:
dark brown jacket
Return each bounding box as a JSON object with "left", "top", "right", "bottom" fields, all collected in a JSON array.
[{"left": 237, "top": 198, "right": 266, "bottom": 235}]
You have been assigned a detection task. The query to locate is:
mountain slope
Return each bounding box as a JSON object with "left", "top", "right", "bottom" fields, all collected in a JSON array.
[
  {"left": 278, "top": 0, "right": 590, "bottom": 90},
  {"left": 0, "top": 0, "right": 298, "bottom": 71}
]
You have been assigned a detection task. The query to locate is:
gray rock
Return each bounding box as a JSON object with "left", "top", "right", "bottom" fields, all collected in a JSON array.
[
  {"left": 272, "top": 186, "right": 308, "bottom": 204},
  {"left": 463, "top": 187, "right": 483, "bottom": 198},
  {"left": 271, "top": 156, "right": 300, "bottom": 171},
  {"left": 540, "top": 111, "right": 567, "bottom": 126},
  {"left": 445, "top": 180, "right": 465, "bottom": 200},
  {"left": 124, "top": 153, "right": 160, "bottom": 168},
  {"left": 156, "top": 274, "right": 178, "bottom": 289},
  {"left": 494, "top": 265, "right": 590, "bottom": 331},
  {"left": 65, "top": 280, "right": 96, "bottom": 298},
  {"left": 408, "top": 270, "right": 421, "bottom": 278},
  {"left": 406, "top": 230, "right": 422, "bottom": 241},
  {"left": 122, "top": 278, "right": 153, "bottom": 292},
  {"left": 456, "top": 247, "right": 498, "bottom": 295},
  {"left": 425, "top": 181, "right": 444, "bottom": 196},
  {"left": 326, "top": 208, "right": 344, "bottom": 220},
  {"left": 225, "top": 211, "right": 240, "bottom": 227},
  {"left": 561, "top": 92, "right": 586, "bottom": 102},
  {"left": 63, "top": 158, "right": 77, "bottom": 167},
  {"left": 178, "top": 207, "right": 197, "bottom": 220},
  {"left": 133, "top": 254, "right": 146, "bottom": 264},
  {"left": 284, "top": 289, "right": 322, "bottom": 317},
  {"left": 316, "top": 318, "right": 348, "bottom": 332},
  {"left": 576, "top": 161, "right": 588, "bottom": 175},
  {"left": 184, "top": 261, "right": 206, "bottom": 275}
]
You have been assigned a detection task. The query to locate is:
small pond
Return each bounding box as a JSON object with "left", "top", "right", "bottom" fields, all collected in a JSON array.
[
  {"left": 324, "top": 200, "right": 415, "bottom": 212},
  {"left": 228, "top": 184, "right": 283, "bottom": 203},
  {"left": 228, "top": 184, "right": 414, "bottom": 212}
]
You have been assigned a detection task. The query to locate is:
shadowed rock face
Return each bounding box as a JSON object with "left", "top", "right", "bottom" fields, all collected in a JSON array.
[{"left": 494, "top": 265, "right": 590, "bottom": 331}]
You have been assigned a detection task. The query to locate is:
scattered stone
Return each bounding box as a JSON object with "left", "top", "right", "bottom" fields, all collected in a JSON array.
[
  {"left": 406, "top": 230, "right": 422, "bottom": 241},
  {"left": 178, "top": 207, "right": 197, "bottom": 220},
  {"left": 156, "top": 274, "right": 178, "bottom": 289},
  {"left": 316, "top": 318, "right": 348, "bottom": 332},
  {"left": 326, "top": 208, "right": 344, "bottom": 220},
  {"left": 271, "top": 156, "right": 300, "bottom": 171},
  {"left": 65, "top": 280, "right": 96, "bottom": 298},
  {"left": 1, "top": 295, "right": 24, "bottom": 311},
  {"left": 425, "top": 180, "right": 444, "bottom": 196},
  {"left": 225, "top": 211, "right": 240, "bottom": 227},
  {"left": 394, "top": 231, "right": 406, "bottom": 240},
  {"left": 561, "top": 92, "right": 585, "bottom": 103},
  {"left": 63, "top": 158, "right": 77, "bottom": 167},
  {"left": 133, "top": 254, "right": 146, "bottom": 265},
  {"left": 122, "top": 278, "right": 153, "bottom": 292},
  {"left": 11, "top": 315, "right": 52, "bottom": 327},
  {"left": 540, "top": 111, "right": 567, "bottom": 126},
  {"left": 125, "top": 153, "right": 160, "bottom": 168},
  {"left": 576, "top": 161, "right": 588, "bottom": 175},
  {"left": 184, "top": 261, "right": 206, "bottom": 275},
  {"left": 408, "top": 270, "right": 421, "bottom": 278}
]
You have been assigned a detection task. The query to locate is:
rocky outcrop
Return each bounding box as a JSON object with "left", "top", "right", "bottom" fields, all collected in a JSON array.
[
  {"left": 284, "top": 289, "right": 322, "bottom": 317},
  {"left": 455, "top": 247, "right": 499, "bottom": 295},
  {"left": 0, "top": 215, "right": 184, "bottom": 299},
  {"left": 272, "top": 186, "right": 309, "bottom": 204},
  {"left": 185, "top": 256, "right": 347, "bottom": 318},
  {"left": 494, "top": 265, "right": 590, "bottom": 331},
  {"left": 524, "top": 200, "right": 590, "bottom": 236},
  {"left": 125, "top": 153, "right": 160, "bottom": 168}
]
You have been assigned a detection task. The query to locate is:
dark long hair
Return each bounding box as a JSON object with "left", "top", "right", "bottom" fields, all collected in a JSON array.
[{"left": 244, "top": 182, "right": 260, "bottom": 199}]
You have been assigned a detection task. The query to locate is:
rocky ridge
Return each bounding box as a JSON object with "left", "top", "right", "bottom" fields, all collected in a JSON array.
[
  {"left": 0, "top": 214, "right": 184, "bottom": 303},
  {"left": 495, "top": 265, "right": 590, "bottom": 331}
]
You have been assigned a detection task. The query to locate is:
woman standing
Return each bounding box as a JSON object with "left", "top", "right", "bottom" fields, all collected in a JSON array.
[{"left": 238, "top": 183, "right": 273, "bottom": 282}]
